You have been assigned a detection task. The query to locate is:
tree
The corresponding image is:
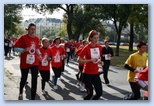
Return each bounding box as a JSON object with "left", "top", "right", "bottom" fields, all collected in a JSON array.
[
  {"left": 25, "top": 4, "right": 105, "bottom": 41},
  {"left": 85, "top": 4, "right": 132, "bottom": 56},
  {"left": 128, "top": 4, "right": 148, "bottom": 51},
  {"left": 4, "top": 4, "right": 23, "bottom": 36}
]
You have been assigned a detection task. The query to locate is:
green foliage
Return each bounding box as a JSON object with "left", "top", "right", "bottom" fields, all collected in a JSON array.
[{"left": 4, "top": 4, "right": 23, "bottom": 36}]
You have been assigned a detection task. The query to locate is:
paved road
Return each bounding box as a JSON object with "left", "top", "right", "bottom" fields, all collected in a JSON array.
[{"left": 4, "top": 54, "right": 145, "bottom": 100}]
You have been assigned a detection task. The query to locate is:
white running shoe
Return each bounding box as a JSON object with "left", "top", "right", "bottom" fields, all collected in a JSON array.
[
  {"left": 53, "top": 85, "right": 58, "bottom": 90},
  {"left": 42, "top": 90, "right": 46, "bottom": 95},
  {"left": 79, "top": 84, "right": 85, "bottom": 92}
]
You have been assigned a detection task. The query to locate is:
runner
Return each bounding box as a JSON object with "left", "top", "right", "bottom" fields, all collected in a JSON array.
[
  {"left": 50, "top": 37, "right": 66, "bottom": 90},
  {"left": 14, "top": 23, "right": 41, "bottom": 100},
  {"left": 39, "top": 38, "right": 52, "bottom": 95},
  {"left": 77, "top": 30, "right": 104, "bottom": 100},
  {"left": 123, "top": 41, "right": 147, "bottom": 100}
]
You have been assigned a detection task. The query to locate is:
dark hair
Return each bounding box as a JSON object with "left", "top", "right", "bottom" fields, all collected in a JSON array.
[
  {"left": 53, "top": 37, "right": 60, "bottom": 43},
  {"left": 136, "top": 41, "right": 146, "bottom": 48},
  {"left": 28, "top": 23, "right": 36, "bottom": 30},
  {"left": 87, "top": 30, "right": 98, "bottom": 42}
]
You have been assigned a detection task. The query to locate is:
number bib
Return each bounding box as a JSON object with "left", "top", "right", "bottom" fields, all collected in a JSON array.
[
  {"left": 105, "top": 54, "right": 111, "bottom": 60},
  {"left": 90, "top": 48, "right": 100, "bottom": 59},
  {"left": 5, "top": 43, "right": 8, "bottom": 46},
  {"left": 54, "top": 55, "right": 60, "bottom": 63},
  {"left": 66, "top": 48, "right": 70, "bottom": 52},
  {"left": 136, "top": 67, "right": 143, "bottom": 72},
  {"left": 42, "top": 59, "right": 48, "bottom": 66},
  {"left": 26, "top": 54, "right": 35, "bottom": 64}
]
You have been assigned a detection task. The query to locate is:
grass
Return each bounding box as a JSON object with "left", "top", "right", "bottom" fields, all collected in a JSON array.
[{"left": 110, "top": 46, "right": 137, "bottom": 67}]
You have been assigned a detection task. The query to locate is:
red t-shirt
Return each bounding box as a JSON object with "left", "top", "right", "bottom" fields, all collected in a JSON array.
[
  {"left": 39, "top": 47, "right": 52, "bottom": 71},
  {"left": 14, "top": 34, "right": 40, "bottom": 68},
  {"left": 50, "top": 45, "right": 66, "bottom": 68},
  {"left": 76, "top": 46, "right": 84, "bottom": 66},
  {"left": 78, "top": 44, "right": 102, "bottom": 74},
  {"left": 137, "top": 67, "right": 148, "bottom": 97},
  {"left": 137, "top": 67, "right": 148, "bottom": 81}
]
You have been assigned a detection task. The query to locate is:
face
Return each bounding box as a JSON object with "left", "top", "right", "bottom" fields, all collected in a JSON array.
[
  {"left": 90, "top": 34, "right": 99, "bottom": 44},
  {"left": 28, "top": 26, "right": 36, "bottom": 36},
  {"left": 138, "top": 45, "right": 147, "bottom": 54},
  {"left": 55, "top": 39, "right": 60, "bottom": 45},
  {"left": 105, "top": 41, "right": 109, "bottom": 46},
  {"left": 42, "top": 39, "right": 49, "bottom": 48}
]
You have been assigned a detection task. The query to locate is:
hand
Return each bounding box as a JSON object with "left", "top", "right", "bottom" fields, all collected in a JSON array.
[
  {"left": 108, "top": 54, "right": 111, "bottom": 57},
  {"left": 38, "top": 55, "right": 42, "bottom": 61},
  {"left": 100, "top": 61, "right": 104, "bottom": 66},
  {"left": 134, "top": 70, "right": 140, "bottom": 73},
  {"left": 23, "top": 47, "right": 30, "bottom": 52}
]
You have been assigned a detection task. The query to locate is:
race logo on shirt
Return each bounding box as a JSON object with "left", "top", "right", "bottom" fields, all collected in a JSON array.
[
  {"left": 42, "top": 53, "right": 48, "bottom": 66},
  {"left": 29, "top": 41, "right": 36, "bottom": 54},
  {"left": 54, "top": 50, "right": 60, "bottom": 62}
]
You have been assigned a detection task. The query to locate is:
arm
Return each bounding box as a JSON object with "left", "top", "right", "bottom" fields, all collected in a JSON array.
[
  {"left": 124, "top": 64, "right": 135, "bottom": 72},
  {"left": 77, "top": 56, "right": 92, "bottom": 64}
]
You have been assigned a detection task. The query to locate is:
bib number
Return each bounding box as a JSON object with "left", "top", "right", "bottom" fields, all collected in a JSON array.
[{"left": 26, "top": 54, "right": 35, "bottom": 64}]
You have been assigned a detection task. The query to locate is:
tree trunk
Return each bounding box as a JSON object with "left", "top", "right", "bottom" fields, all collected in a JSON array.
[
  {"left": 115, "top": 31, "right": 121, "bottom": 56},
  {"left": 129, "top": 23, "right": 134, "bottom": 51}
]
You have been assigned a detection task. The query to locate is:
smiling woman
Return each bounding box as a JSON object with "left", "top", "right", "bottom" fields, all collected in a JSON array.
[{"left": 21, "top": 8, "right": 65, "bottom": 21}]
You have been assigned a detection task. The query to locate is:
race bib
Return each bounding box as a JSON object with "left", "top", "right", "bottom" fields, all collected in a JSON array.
[
  {"left": 136, "top": 67, "right": 143, "bottom": 72},
  {"left": 26, "top": 54, "right": 35, "bottom": 64},
  {"left": 90, "top": 48, "right": 100, "bottom": 59},
  {"left": 5, "top": 43, "right": 8, "bottom": 46},
  {"left": 42, "top": 59, "right": 48, "bottom": 66},
  {"left": 54, "top": 55, "right": 60, "bottom": 63},
  {"left": 105, "top": 54, "right": 111, "bottom": 60},
  {"left": 66, "top": 48, "right": 70, "bottom": 52}
]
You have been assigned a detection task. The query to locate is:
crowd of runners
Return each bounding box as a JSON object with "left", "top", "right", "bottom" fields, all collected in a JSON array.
[{"left": 4, "top": 23, "right": 148, "bottom": 100}]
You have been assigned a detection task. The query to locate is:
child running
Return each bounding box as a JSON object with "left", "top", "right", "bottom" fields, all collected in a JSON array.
[{"left": 39, "top": 38, "right": 52, "bottom": 95}]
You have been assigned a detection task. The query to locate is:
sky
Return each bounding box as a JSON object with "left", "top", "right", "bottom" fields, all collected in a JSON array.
[{"left": 21, "top": 8, "right": 65, "bottom": 21}]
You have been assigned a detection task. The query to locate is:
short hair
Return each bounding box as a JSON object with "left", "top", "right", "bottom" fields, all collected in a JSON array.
[
  {"left": 41, "top": 38, "right": 49, "bottom": 44},
  {"left": 136, "top": 41, "right": 146, "bottom": 48},
  {"left": 28, "top": 23, "right": 36, "bottom": 30},
  {"left": 87, "top": 30, "right": 98, "bottom": 42},
  {"left": 53, "top": 36, "right": 60, "bottom": 43}
]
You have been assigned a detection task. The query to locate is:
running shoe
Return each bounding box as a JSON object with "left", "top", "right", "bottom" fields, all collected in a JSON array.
[
  {"left": 42, "top": 90, "right": 46, "bottom": 95},
  {"left": 18, "top": 94, "right": 23, "bottom": 100},
  {"left": 53, "top": 85, "right": 58, "bottom": 90}
]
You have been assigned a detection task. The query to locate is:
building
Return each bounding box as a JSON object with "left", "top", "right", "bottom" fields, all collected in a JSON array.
[{"left": 20, "top": 18, "right": 62, "bottom": 38}]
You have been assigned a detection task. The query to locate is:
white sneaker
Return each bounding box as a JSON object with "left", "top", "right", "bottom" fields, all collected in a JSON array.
[
  {"left": 53, "top": 85, "right": 58, "bottom": 90},
  {"left": 42, "top": 90, "right": 46, "bottom": 95},
  {"left": 76, "top": 82, "right": 80, "bottom": 86},
  {"left": 79, "top": 84, "right": 85, "bottom": 92}
]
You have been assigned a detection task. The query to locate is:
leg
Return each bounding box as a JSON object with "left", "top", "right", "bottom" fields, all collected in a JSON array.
[
  {"left": 82, "top": 74, "right": 93, "bottom": 100},
  {"left": 30, "top": 66, "right": 38, "bottom": 100},
  {"left": 92, "top": 75, "right": 102, "bottom": 100},
  {"left": 19, "top": 68, "right": 29, "bottom": 94},
  {"left": 129, "top": 82, "right": 141, "bottom": 100},
  {"left": 103, "top": 61, "right": 110, "bottom": 84}
]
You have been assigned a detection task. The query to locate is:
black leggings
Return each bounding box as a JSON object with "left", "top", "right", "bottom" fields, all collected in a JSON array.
[
  {"left": 129, "top": 82, "right": 141, "bottom": 100},
  {"left": 20, "top": 66, "right": 38, "bottom": 100},
  {"left": 66, "top": 52, "right": 71, "bottom": 64},
  {"left": 39, "top": 70, "right": 50, "bottom": 90},
  {"left": 82, "top": 73, "right": 102, "bottom": 100},
  {"left": 102, "top": 60, "right": 110, "bottom": 84},
  {"left": 79, "top": 66, "right": 83, "bottom": 82}
]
